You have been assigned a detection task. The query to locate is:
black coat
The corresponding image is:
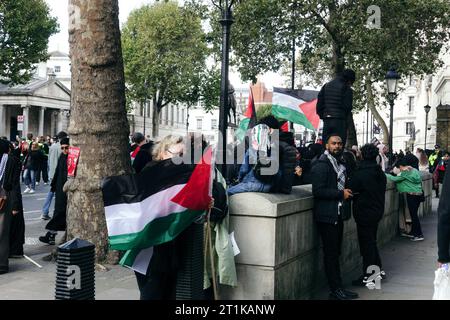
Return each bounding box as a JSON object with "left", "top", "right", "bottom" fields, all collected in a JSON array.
[
  {"left": 311, "top": 153, "right": 350, "bottom": 224},
  {"left": 133, "top": 142, "right": 154, "bottom": 174},
  {"left": 46, "top": 154, "right": 68, "bottom": 231},
  {"left": 23, "top": 150, "right": 45, "bottom": 171},
  {"left": 438, "top": 167, "right": 450, "bottom": 263},
  {"left": 2, "top": 155, "right": 23, "bottom": 213},
  {"left": 272, "top": 132, "right": 297, "bottom": 194},
  {"left": 2, "top": 155, "right": 25, "bottom": 256},
  {"left": 348, "top": 160, "right": 387, "bottom": 226},
  {"left": 316, "top": 76, "right": 353, "bottom": 119}
]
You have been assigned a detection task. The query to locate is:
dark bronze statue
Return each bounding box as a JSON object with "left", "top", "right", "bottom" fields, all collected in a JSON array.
[{"left": 227, "top": 82, "right": 237, "bottom": 125}]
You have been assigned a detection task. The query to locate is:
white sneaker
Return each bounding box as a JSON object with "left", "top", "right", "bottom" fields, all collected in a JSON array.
[
  {"left": 36, "top": 182, "right": 39, "bottom": 186},
  {"left": 23, "top": 187, "right": 30, "bottom": 194},
  {"left": 28, "top": 189, "right": 35, "bottom": 194}
]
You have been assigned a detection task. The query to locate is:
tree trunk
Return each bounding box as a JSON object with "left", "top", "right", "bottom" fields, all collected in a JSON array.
[
  {"left": 152, "top": 97, "right": 160, "bottom": 138},
  {"left": 67, "top": 0, "right": 131, "bottom": 263},
  {"left": 365, "top": 79, "right": 389, "bottom": 145},
  {"left": 332, "top": 41, "right": 345, "bottom": 76}
]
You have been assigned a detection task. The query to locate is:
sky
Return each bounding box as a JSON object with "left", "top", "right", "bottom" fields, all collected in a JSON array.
[{"left": 44, "top": 0, "right": 285, "bottom": 90}]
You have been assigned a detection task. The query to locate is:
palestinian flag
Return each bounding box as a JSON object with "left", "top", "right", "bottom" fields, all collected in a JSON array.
[
  {"left": 236, "top": 87, "right": 257, "bottom": 141},
  {"left": 101, "top": 147, "right": 213, "bottom": 270},
  {"left": 272, "top": 87, "right": 320, "bottom": 130}
]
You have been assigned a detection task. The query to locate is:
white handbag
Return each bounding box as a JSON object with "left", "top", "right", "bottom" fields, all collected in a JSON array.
[{"left": 433, "top": 265, "right": 450, "bottom": 300}]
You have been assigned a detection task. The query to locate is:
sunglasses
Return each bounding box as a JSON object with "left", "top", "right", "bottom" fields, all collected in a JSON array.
[{"left": 61, "top": 146, "right": 69, "bottom": 150}]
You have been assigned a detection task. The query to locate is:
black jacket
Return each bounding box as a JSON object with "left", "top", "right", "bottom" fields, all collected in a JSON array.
[
  {"left": 1, "top": 155, "right": 23, "bottom": 213},
  {"left": 438, "top": 167, "right": 450, "bottom": 263},
  {"left": 23, "top": 150, "right": 45, "bottom": 171},
  {"left": 348, "top": 160, "right": 387, "bottom": 226},
  {"left": 133, "top": 142, "right": 154, "bottom": 174},
  {"left": 271, "top": 132, "right": 297, "bottom": 194},
  {"left": 311, "top": 153, "right": 350, "bottom": 224},
  {"left": 316, "top": 76, "right": 353, "bottom": 119},
  {"left": 46, "top": 153, "right": 68, "bottom": 231}
]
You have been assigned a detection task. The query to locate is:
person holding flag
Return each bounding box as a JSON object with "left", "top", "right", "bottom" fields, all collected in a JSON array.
[{"left": 102, "top": 135, "right": 214, "bottom": 300}]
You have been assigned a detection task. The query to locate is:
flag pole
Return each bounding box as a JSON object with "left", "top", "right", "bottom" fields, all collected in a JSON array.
[{"left": 206, "top": 208, "right": 219, "bottom": 300}]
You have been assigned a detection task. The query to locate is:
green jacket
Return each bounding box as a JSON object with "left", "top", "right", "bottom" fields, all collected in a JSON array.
[{"left": 386, "top": 168, "right": 423, "bottom": 193}]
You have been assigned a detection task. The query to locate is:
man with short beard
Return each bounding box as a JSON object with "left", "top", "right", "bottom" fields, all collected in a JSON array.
[{"left": 311, "top": 133, "right": 358, "bottom": 300}]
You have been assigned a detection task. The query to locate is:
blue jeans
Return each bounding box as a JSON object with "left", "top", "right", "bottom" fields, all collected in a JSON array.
[
  {"left": 23, "top": 169, "right": 36, "bottom": 190},
  {"left": 227, "top": 171, "right": 272, "bottom": 195},
  {"left": 42, "top": 191, "right": 55, "bottom": 215}
]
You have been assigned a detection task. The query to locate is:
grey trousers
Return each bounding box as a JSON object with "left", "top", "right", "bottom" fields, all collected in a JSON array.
[{"left": 0, "top": 210, "right": 12, "bottom": 270}]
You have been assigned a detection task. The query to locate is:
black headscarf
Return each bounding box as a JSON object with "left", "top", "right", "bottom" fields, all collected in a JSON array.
[{"left": 0, "top": 139, "right": 9, "bottom": 155}]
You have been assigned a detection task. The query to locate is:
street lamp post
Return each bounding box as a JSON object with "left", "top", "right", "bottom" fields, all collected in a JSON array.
[
  {"left": 385, "top": 67, "right": 400, "bottom": 156},
  {"left": 424, "top": 104, "right": 431, "bottom": 150},
  {"left": 213, "top": 0, "right": 236, "bottom": 176},
  {"left": 143, "top": 79, "right": 148, "bottom": 137},
  {"left": 366, "top": 107, "right": 369, "bottom": 144}
]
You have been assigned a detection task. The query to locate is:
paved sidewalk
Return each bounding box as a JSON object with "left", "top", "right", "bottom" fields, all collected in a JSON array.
[
  {"left": 0, "top": 251, "right": 139, "bottom": 300},
  {"left": 0, "top": 198, "right": 442, "bottom": 300},
  {"left": 314, "top": 197, "right": 441, "bottom": 300}
]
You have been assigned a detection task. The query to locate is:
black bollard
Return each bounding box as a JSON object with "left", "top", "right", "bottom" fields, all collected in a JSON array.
[
  {"left": 55, "top": 238, "right": 95, "bottom": 300},
  {"left": 176, "top": 223, "right": 205, "bottom": 300}
]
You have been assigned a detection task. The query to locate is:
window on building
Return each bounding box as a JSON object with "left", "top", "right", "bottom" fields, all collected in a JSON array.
[
  {"left": 196, "top": 118, "right": 203, "bottom": 130},
  {"left": 176, "top": 106, "right": 179, "bottom": 123},
  {"left": 170, "top": 106, "right": 174, "bottom": 126},
  {"left": 159, "top": 110, "right": 162, "bottom": 125},
  {"left": 181, "top": 109, "right": 185, "bottom": 124},
  {"left": 165, "top": 107, "right": 169, "bottom": 125},
  {"left": 54, "top": 66, "right": 61, "bottom": 73},
  {"left": 408, "top": 97, "right": 414, "bottom": 113},
  {"left": 211, "top": 119, "right": 218, "bottom": 130},
  {"left": 406, "top": 122, "right": 414, "bottom": 135}
]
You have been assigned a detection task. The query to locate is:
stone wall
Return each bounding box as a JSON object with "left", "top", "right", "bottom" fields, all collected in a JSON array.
[{"left": 221, "top": 173, "right": 432, "bottom": 300}]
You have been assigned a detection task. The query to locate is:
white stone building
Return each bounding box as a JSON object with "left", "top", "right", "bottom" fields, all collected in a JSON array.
[
  {"left": 127, "top": 100, "right": 189, "bottom": 140},
  {"left": 354, "top": 49, "right": 450, "bottom": 152},
  {"left": 35, "top": 51, "right": 72, "bottom": 89}
]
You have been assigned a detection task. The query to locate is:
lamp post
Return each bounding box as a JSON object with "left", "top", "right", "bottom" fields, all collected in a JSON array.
[
  {"left": 385, "top": 67, "right": 400, "bottom": 156},
  {"left": 143, "top": 79, "right": 149, "bottom": 137},
  {"left": 213, "top": 0, "right": 236, "bottom": 176},
  {"left": 424, "top": 104, "right": 431, "bottom": 150}
]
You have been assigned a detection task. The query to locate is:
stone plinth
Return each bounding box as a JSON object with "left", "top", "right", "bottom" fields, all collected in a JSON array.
[{"left": 221, "top": 174, "right": 432, "bottom": 300}]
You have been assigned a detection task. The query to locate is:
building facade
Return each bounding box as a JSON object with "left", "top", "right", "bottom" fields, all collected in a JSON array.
[
  {"left": 354, "top": 50, "right": 450, "bottom": 152},
  {"left": 0, "top": 78, "right": 71, "bottom": 140}
]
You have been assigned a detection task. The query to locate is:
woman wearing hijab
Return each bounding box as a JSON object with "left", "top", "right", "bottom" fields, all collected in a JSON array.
[
  {"left": 0, "top": 139, "right": 23, "bottom": 274},
  {"left": 377, "top": 144, "right": 389, "bottom": 172},
  {"left": 39, "top": 137, "right": 69, "bottom": 245}
]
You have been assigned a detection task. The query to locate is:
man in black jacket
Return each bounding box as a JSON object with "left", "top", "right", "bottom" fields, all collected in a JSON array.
[
  {"left": 311, "top": 133, "right": 358, "bottom": 300},
  {"left": 348, "top": 143, "right": 387, "bottom": 286},
  {"left": 316, "top": 69, "right": 355, "bottom": 146},
  {"left": 271, "top": 131, "right": 297, "bottom": 194},
  {"left": 438, "top": 165, "right": 450, "bottom": 267}
]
